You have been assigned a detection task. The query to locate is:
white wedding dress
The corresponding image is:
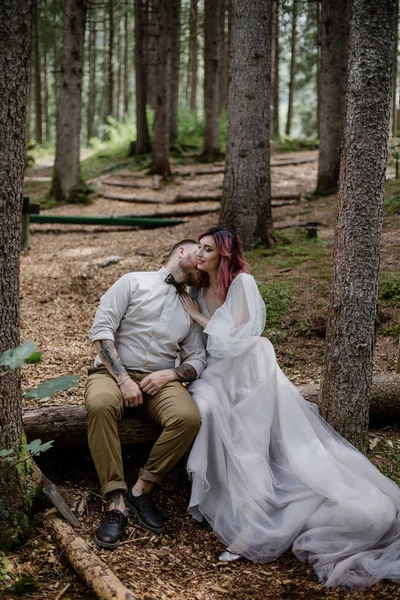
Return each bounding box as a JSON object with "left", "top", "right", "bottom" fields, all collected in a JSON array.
[{"left": 187, "top": 273, "right": 400, "bottom": 589}]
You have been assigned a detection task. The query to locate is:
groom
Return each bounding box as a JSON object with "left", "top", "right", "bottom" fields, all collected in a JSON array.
[{"left": 85, "top": 239, "right": 206, "bottom": 549}]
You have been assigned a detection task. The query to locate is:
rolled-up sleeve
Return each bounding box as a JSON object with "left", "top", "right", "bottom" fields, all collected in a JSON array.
[
  {"left": 90, "top": 274, "right": 136, "bottom": 343},
  {"left": 179, "top": 321, "right": 207, "bottom": 378}
]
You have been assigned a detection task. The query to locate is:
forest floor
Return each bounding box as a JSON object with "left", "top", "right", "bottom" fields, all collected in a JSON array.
[{"left": 2, "top": 149, "right": 400, "bottom": 599}]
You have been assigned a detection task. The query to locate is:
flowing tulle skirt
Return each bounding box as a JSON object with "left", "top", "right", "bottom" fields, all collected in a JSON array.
[{"left": 187, "top": 338, "right": 400, "bottom": 589}]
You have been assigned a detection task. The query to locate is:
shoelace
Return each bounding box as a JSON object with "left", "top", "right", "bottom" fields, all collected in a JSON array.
[{"left": 106, "top": 509, "right": 126, "bottom": 524}]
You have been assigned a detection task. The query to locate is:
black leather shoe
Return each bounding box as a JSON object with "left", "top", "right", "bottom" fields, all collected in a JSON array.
[
  {"left": 125, "top": 490, "right": 165, "bottom": 534},
  {"left": 94, "top": 509, "right": 128, "bottom": 549}
]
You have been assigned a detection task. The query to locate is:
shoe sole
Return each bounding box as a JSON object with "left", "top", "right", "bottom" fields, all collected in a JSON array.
[
  {"left": 125, "top": 499, "right": 165, "bottom": 535},
  {"left": 94, "top": 535, "right": 121, "bottom": 550}
]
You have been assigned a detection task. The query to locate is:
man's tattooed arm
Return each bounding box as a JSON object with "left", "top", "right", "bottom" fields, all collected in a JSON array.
[
  {"left": 174, "top": 364, "right": 197, "bottom": 383},
  {"left": 95, "top": 340, "right": 130, "bottom": 386}
]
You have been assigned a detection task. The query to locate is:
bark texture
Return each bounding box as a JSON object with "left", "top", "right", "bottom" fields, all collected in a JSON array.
[
  {"left": 220, "top": 0, "right": 274, "bottom": 249},
  {"left": 32, "top": 0, "right": 42, "bottom": 144},
  {"left": 45, "top": 513, "right": 139, "bottom": 600},
  {"left": 107, "top": 0, "right": 114, "bottom": 119},
  {"left": 87, "top": 6, "right": 96, "bottom": 141},
  {"left": 319, "top": 0, "right": 397, "bottom": 450},
  {"left": 169, "top": 0, "right": 181, "bottom": 141},
  {"left": 271, "top": 0, "right": 280, "bottom": 138},
  {"left": 189, "top": 0, "right": 198, "bottom": 112},
  {"left": 316, "top": 0, "right": 350, "bottom": 195},
  {"left": 51, "top": 0, "right": 87, "bottom": 202},
  {"left": 0, "top": 0, "right": 40, "bottom": 549},
  {"left": 285, "top": 0, "right": 297, "bottom": 137},
  {"left": 151, "top": 0, "right": 172, "bottom": 177},
  {"left": 134, "top": 0, "right": 151, "bottom": 153},
  {"left": 203, "top": 0, "right": 220, "bottom": 158}
]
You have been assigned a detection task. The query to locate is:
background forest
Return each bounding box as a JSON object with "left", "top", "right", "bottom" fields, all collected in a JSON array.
[{"left": 1, "top": 0, "right": 400, "bottom": 599}]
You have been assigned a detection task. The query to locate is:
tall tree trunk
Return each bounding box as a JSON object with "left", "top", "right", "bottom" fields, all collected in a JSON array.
[
  {"left": 124, "top": 0, "right": 130, "bottom": 116},
  {"left": 134, "top": 0, "right": 151, "bottom": 153},
  {"left": 271, "top": 0, "right": 280, "bottom": 138},
  {"left": 117, "top": 14, "right": 123, "bottom": 121},
  {"left": 145, "top": 0, "right": 158, "bottom": 110},
  {"left": 107, "top": 0, "right": 114, "bottom": 120},
  {"left": 32, "top": 0, "right": 42, "bottom": 144},
  {"left": 319, "top": 0, "right": 397, "bottom": 450},
  {"left": 285, "top": 0, "right": 297, "bottom": 136},
  {"left": 189, "top": 0, "right": 198, "bottom": 112},
  {"left": 151, "top": 0, "right": 172, "bottom": 176},
  {"left": 0, "top": 0, "right": 41, "bottom": 549},
  {"left": 87, "top": 7, "right": 96, "bottom": 141},
  {"left": 218, "top": 0, "right": 229, "bottom": 113},
  {"left": 392, "top": 0, "right": 399, "bottom": 137},
  {"left": 170, "top": 0, "right": 181, "bottom": 141},
  {"left": 203, "top": 0, "right": 220, "bottom": 159},
  {"left": 220, "top": 0, "right": 274, "bottom": 249},
  {"left": 315, "top": 0, "right": 350, "bottom": 195},
  {"left": 51, "top": 0, "right": 88, "bottom": 203},
  {"left": 43, "top": 45, "right": 51, "bottom": 142}
]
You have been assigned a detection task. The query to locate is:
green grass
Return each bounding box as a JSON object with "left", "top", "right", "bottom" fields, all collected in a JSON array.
[
  {"left": 248, "top": 231, "right": 328, "bottom": 274},
  {"left": 256, "top": 280, "right": 293, "bottom": 342},
  {"left": 379, "top": 272, "right": 400, "bottom": 306},
  {"left": 273, "top": 136, "right": 319, "bottom": 153}
]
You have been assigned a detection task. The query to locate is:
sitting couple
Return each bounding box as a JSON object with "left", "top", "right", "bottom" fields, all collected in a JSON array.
[{"left": 85, "top": 226, "right": 400, "bottom": 590}]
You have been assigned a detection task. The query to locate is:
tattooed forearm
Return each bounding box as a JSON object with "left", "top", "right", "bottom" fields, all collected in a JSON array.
[
  {"left": 174, "top": 364, "right": 197, "bottom": 382},
  {"left": 95, "top": 340, "right": 129, "bottom": 385}
]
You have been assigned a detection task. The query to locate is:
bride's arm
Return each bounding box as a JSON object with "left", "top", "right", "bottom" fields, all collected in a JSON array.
[{"left": 180, "top": 292, "right": 210, "bottom": 329}]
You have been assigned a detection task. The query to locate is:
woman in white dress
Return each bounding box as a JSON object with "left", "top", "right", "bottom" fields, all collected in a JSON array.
[{"left": 180, "top": 226, "right": 400, "bottom": 590}]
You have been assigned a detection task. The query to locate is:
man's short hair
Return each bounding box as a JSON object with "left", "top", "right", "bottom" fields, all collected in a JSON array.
[{"left": 168, "top": 239, "right": 198, "bottom": 259}]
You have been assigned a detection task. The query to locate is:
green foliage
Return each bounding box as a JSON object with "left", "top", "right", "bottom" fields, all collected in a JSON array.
[
  {"left": 381, "top": 323, "right": 400, "bottom": 337},
  {"left": 384, "top": 179, "right": 400, "bottom": 214},
  {"left": 25, "top": 375, "right": 80, "bottom": 399},
  {"left": 10, "top": 575, "right": 39, "bottom": 594},
  {"left": 0, "top": 342, "right": 38, "bottom": 371},
  {"left": 379, "top": 272, "right": 400, "bottom": 305},
  {"left": 274, "top": 136, "right": 319, "bottom": 153},
  {"left": 257, "top": 280, "right": 293, "bottom": 342}
]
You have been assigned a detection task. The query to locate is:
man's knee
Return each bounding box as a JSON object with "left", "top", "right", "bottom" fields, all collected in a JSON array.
[
  {"left": 171, "top": 405, "right": 201, "bottom": 436},
  {"left": 85, "top": 387, "right": 122, "bottom": 422}
]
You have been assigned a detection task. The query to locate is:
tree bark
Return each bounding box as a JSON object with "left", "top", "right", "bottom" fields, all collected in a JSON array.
[
  {"left": 32, "top": 0, "right": 42, "bottom": 144},
  {"left": 150, "top": 0, "right": 172, "bottom": 177},
  {"left": 218, "top": 0, "right": 229, "bottom": 113},
  {"left": 0, "top": 0, "right": 41, "bottom": 549},
  {"left": 271, "top": 0, "right": 280, "bottom": 138},
  {"left": 392, "top": 0, "right": 399, "bottom": 138},
  {"left": 45, "top": 513, "right": 139, "bottom": 600},
  {"left": 319, "top": 0, "right": 397, "bottom": 450},
  {"left": 87, "top": 6, "right": 96, "bottom": 142},
  {"left": 124, "top": 0, "right": 131, "bottom": 116},
  {"left": 220, "top": 0, "right": 274, "bottom": 249},
  {"left": 285, "top": 0, "right": 297, "bottom": 137},
  {"left": 315, "top": 0, "right": 350, "bottom": 195},
  {"left": 189, "top": 0, "right": 198, "bottom": 112},
  {"left": 170, "top": 0, "right": 181, "bottom": 141},
  {"left": 23, "top": 375, "right": 400, "bottom": 447},
  {"left": 203, "top": 0, "right": 220, "bottom": 159},
  {"left": 51, "top": 0, "right": 87, "bottom": 203},
  {"left": 107, "top": 0, "right": 114, "bottom": 120},
  {"left": 134, "top": 0, "right": 151, "bottom": 153}
]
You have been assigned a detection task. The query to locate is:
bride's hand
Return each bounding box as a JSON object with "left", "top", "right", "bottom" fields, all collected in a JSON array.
[{"left": 180, "top": 292, "right": 201, "bottom": 320}]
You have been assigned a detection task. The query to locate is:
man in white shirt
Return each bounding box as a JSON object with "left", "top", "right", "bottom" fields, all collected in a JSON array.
[{"left": 85, "top": 239, "right": 206, "bottom": 549}]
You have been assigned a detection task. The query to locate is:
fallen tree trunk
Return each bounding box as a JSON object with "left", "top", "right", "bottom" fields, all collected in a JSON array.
[
  {"left": 23, "top": 374, "right": 400, "bottom": 446},
  {"left": 101, "top": 191, "right": 300, "bottom": 205},
  {"left": 120, "top": 206, "right": 220, "bottom": 218},
  {"left": 100, "top": 191, "right": 170, "bottom": 204},
  {"left": 45, "top": 512, "right": 139, "bottom": 600}
]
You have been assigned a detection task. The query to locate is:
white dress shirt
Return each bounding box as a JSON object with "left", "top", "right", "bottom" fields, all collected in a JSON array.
[{"left": 90, "top": 266, "right": 206, "bottom": 376}]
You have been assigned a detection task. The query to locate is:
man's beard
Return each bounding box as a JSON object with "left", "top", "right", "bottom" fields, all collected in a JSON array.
[{"left": 180, "top": 260, "right": 201, "bottom": 286}]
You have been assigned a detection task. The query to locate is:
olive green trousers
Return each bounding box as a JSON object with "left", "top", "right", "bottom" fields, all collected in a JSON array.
[{"left": 84, "top": 369, "right": 200, "bottom": 497}]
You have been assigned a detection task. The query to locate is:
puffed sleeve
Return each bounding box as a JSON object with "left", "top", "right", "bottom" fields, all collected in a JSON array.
[{"left": 204, "top": 273, "right": 266, "bottom": 358}]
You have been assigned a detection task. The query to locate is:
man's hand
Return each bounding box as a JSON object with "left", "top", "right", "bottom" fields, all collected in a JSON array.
[
  {"left": 139, "top": 369, "right": 176, "bottom": 396},
  {"left": 119, "top": 378, "right": 143, "bottom": 408}
]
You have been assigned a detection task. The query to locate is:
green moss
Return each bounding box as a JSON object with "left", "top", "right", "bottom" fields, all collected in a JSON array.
[
  {"left": 379, "top": 272, "right": 400, "bottom": 306},
  {"left": 10, "top": 575, "right": 39, "bottom": 594},
  {"left": 257, "top": 280, "right": 293, "bottom": 342},
  {"left": 0, "top": 433, "right": 40, "bottom": 550}
]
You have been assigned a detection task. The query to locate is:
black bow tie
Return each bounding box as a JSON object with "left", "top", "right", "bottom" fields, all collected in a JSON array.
[{"left": 165, "top": 273, "right": 186, "bottom": 294}]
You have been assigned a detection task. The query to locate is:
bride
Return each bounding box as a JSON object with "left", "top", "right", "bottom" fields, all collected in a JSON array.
[{"left": 180, "top": 226, "right": 400, "bottom": 590}]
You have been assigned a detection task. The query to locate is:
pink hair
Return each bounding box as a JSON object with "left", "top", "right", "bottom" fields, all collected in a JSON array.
[{"left": 198, "top": 226, "right": 249, "bottom": 302}]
